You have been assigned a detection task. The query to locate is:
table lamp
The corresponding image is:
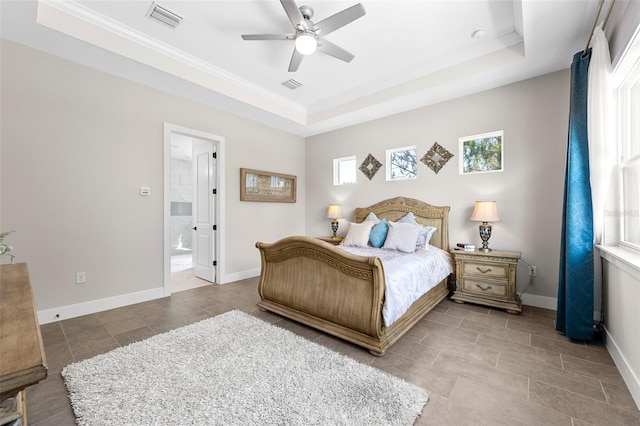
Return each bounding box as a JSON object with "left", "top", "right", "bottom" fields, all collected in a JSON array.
[
  {"left": 469, "top": 201, "right": 501, "bottom": 252},
  {"left": 326, "top": 204, "right": 343, "bottom": 239}
]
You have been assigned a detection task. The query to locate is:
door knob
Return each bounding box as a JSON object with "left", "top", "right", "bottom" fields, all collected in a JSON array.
[{"left": 192, "top": 226, "right": 197, "bottom": 231}]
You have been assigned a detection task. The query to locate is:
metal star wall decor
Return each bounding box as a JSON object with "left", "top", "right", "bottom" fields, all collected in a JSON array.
[
  {"left": 359, "top": 153, "right": 382, "bottom": 180},
  {"left": 420, "top": 142, "right": 453, "bottom": 174}
]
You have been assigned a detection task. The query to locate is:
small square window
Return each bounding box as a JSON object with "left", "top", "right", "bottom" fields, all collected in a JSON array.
[
  {"left": 386, "top": 146, "right": 417, "bottom": 181},
  {"left": 333, "top": 156, "right": 357, "bottom": 185}
]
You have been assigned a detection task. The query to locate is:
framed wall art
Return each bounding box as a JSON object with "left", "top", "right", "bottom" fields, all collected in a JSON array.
[
  {"left": 240, "top": 168, "right": 297, "bottom": 203},
  {"left": 421, "top": 142, "right": 453, "bottom": 174},
  {"left": 359, "top": 153, "right": 382, "bottom": 180},
  {"left": 459, "top": 130, "right": 504, "bottom": 175}
]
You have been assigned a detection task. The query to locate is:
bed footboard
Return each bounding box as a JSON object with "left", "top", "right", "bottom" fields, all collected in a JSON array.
[{"left": 256, "top": 236, "right": 387, "bottom": 345}]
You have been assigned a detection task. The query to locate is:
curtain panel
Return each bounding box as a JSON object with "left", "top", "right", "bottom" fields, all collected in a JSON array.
[{"left": 557, "top": 49, "right": 595, "bottom": 341}]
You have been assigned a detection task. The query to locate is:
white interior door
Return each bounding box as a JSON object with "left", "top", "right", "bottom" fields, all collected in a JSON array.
[{"left": 192, "top": 139, "right": 216, "bottom": 282}]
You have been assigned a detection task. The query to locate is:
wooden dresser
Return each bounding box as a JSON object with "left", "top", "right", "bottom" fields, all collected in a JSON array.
[
  {"left": 451, "top": 249, "right": 522, "bottom": 314},
  {"left": 0, "top": 263, "right": 48, "bottom": 425}
]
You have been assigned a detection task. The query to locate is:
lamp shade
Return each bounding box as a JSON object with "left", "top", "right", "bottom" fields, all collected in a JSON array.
[
  {"left": 469, "top": 201, "right": 501, "bottom": 222},
  {"left": 326, "top": 204, "right": 343, "bottom": 219}
]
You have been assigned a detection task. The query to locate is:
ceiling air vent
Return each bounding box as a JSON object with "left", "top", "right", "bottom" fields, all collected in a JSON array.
[
  {"left": 146, "top": 2, "right": 183, "bottom": 29},
  {"left": 282, "top": 79, "right": 303, "bottom": 90}
]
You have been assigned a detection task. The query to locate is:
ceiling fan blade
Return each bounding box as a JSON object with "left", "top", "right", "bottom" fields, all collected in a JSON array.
[
  {"left": 241, "top": 34, "right": 292, "bottom": 40},
  {"left": 314, "top": 3, "right": 365, "bottom": 36},
  {"left": 280, "top": 0, "right": 307, "bottom": 30},
  {"left": 317, "top": 40, "right": 355, "bottom": 63},
  {"left": 288, "top": 49, "right": 304, "bottom": 72}
]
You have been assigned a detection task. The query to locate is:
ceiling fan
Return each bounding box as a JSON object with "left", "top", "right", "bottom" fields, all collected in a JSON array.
[{"left": 241, "top": 0, "right": 366, "bottom": 72}]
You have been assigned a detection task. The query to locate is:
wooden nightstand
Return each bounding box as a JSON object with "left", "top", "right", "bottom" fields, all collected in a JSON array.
[
  {"left": 450, "top": 249, "right": 522, "bottom": 314},
  {"left": 316, "top": 237, "right": 343, "bottom": 245}
]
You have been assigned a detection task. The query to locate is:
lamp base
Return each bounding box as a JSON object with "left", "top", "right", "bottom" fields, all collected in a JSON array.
[
  {"left": 331, "top": 219, "right": 339, "bottom": 239},
  {"left": 478, "top": 222, "right": 493, "bottom": 252}
]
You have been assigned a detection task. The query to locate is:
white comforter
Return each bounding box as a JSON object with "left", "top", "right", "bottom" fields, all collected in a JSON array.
[{"left": 338, "top": 245, "right": 454, "bottom": 327}]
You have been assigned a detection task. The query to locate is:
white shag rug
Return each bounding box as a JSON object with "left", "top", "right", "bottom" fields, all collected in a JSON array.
[{"left": 62, "top": 310, "right": 428, "bottom": 426}]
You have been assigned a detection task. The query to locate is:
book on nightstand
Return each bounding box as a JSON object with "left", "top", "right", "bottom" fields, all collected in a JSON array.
[{"left": 455, "top": 243, "right": 475, "bottom": 251}]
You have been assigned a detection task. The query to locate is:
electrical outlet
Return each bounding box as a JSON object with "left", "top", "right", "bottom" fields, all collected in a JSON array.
[
  {"left": 76, "top": 272, "right": 86, "bottom": 284},
  {"left": 528, "top": 266, "right": 537, "bottom": 277}
]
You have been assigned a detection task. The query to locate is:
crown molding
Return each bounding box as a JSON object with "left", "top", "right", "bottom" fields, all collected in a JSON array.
[{"left": 37, "top": 0, "right": 307, "bottom": 124}]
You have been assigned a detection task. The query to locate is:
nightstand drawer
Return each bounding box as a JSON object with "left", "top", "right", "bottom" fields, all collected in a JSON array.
[
  {"left": 462, "top": 277, "right": 508, "bottom": 297},
  {"left": 462, "top": 261, "right": 508, "bottom": 279}
]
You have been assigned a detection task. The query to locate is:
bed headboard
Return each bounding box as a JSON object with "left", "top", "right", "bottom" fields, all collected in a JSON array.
[{"left": 353, "top": 196, "right": 450, "bottom": 251}]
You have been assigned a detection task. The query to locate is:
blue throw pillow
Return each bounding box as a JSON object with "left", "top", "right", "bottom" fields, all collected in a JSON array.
[{"left": 368, "top": 219, "right": 389, "bottom": 248}]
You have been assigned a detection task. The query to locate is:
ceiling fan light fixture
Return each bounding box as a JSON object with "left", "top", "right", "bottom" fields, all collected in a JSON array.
[
  {"left": 241, "top": 1, "right": 365, "bottom": 70},
  {"left": 295, "top": 32, "right": 317, "bottom": 55}
]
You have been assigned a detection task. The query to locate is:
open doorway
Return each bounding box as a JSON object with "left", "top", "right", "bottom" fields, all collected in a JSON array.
[
  {"left": 164, "top": 124, "right": 225, "bottom": 296},
  {"left": 169, "top": 134, "right": 205, "bottom": 293}
]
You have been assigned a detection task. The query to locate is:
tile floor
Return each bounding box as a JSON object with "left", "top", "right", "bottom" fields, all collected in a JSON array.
[
  {"left": 170, "top": 254, "right": 210, "bottom": 293},
  {"left": 27, "top": 278, "right": 639, "bottom": 425},
  {"left": 170, "top": 267, "right": 210, "bottom": 293}
]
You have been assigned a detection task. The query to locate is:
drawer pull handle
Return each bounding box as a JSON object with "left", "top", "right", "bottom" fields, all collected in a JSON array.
[
  {"left": 476, "top": 267, "right": 493, "bottom": 274},
  {"left": 476, "top": 284, "right": 492, "bottom": 291}
]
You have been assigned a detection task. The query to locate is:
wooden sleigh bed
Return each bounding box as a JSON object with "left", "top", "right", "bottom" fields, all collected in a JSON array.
[{"left": 255, "top": 197, "right": 451, "bottom": 355}]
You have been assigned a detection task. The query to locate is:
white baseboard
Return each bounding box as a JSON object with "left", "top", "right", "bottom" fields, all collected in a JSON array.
[
  {"left": 519, "top": 293, "right": 602, "bottom": 322},
  {"left": 37, "top": 287, "right": 165, "bottom": 325},
  {"left": 220, "top": 268, "right": 260, "bottom": 284},
  {"left": 520, "top": 293, "right": 557, "bottom": 311},
  {"left": 603, "top": 325, "right": 640, "bottom": 409},
  {"left": 37, "top": 268, "right": 262, "bottom": 324}
]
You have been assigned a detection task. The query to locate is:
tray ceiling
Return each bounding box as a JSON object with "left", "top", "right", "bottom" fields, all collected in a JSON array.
[{"left": 1, "top": 0, "right": 603, "bottom": 136}]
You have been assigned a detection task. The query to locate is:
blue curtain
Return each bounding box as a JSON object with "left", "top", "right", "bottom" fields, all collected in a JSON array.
[{"left": 557, "top": 49, "right": 594, "bottom": 341}]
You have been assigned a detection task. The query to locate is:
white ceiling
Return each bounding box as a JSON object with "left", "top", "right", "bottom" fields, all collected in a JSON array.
[{"left": 1, "top": 0, "right": 603, "bottom": 137}]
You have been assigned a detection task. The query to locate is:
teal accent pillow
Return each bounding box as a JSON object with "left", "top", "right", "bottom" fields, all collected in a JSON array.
[{"left": 369, "top": 219, "right": 389, "bottom": 248}]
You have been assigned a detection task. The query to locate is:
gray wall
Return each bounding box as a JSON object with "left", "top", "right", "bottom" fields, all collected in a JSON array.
[
  {"left": 608, "top": 0, "right": 640, "bottom": 68},
  {"left": 305, "top": 70, "right": 571, "bottom": 308},
  {"left": 1, "top": 40, "right": 306, "bottom": 315}
]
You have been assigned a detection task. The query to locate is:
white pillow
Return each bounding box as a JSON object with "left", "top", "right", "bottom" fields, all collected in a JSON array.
[
  {"left": 397, "top": 212, "right": 437, "bottom": 250},
  {"left": 397, "top": 212, "right": 418, "bottom": 224},
  {"left": 382, "top": 222, "right": 422, "bottom": 253},
  {"left": 342, "top": 221, "right": 376, "bottom": 247},
  {"left": 364, "top": 212, "right": 380, "bottom": 223},
  {"left": 416, "top": 226, "right": 437, "bottom": 250}
]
